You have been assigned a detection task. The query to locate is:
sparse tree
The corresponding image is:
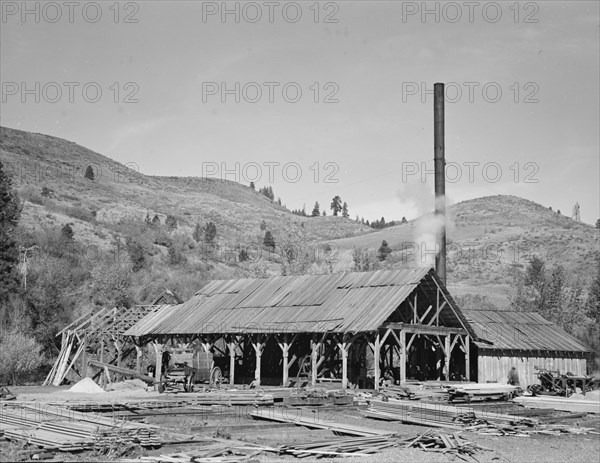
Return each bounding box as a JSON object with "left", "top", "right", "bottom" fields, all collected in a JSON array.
[
  {"left": 260, "top": 220, "right": 267, "bottom": 231},
  {"left": 330, "top": 195, "right": 342, "bottom": 216},
  {"left": 60, "top": 223, "right": 74, "bottom": 240},
  {"left": 352, "top": 248, "right": 372, "bottom": 271},
  {"left": 204, "top": 222, "right": 217, "bottom": 244},
  {"left": 239, "top": 248, "right": 249, "bottom": 262},
  {"left": 402, "top": 217, "right": 407, "bottom": 224},
  {"left": 377, "top": 240, "right": 392, "bottom": 261},
  {"left": 152, "top": 214, "right": 161, "bottom": 226},
  {"left": 144, "top": 212, "right": 151, "bottom": 224},
  {"left": 125, "top": 238, "right": 146, "bottom": 272},
  {"left": 41, "top": 186, "right": 54, "bottom": 198},
  {"left": 263, "top": 230, "right": 276, "bottom": 250},
  {"left": 342, "top": 202, "right": 349, "bottom": 218},
  {"left": 249, "top": 181, "right": 255, "bottom": 190},
  {"left": 596, "top": 219, "right": 600, "bottom": 229},
  {"left": 557, "top": 209, "right": 561, "bottom": 215},
  {"left": 91, "top": 263, "right": 134, "bottom": 309},
  {"left": 84, "top": 165, "right": 95, "bottom": 181},
  {"left": 311, "top": 202, "right": 320, "bottom": 217},
  {"left": 165, "top": 214, "right": 178, "bottom": 230},
  {"left": 322, "top": 210, "right": 326, "bottom": 216},
  {"left": 0, "top": 332, "right": 44, "bottom": 385},
  {"left": 192, "top": 223, "right": 203, "bottom": 242}
]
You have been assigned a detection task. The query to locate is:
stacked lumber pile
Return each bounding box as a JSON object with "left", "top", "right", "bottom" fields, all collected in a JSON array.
[
  {"left": 251, "top": 408, "right": 391, "bottom": 437},
  {"left": 285, "top": 388, "right": 353, "bottom": 406},
  {"left": 379, "top": 384, "right": 414, "bottom": 400},
  {"left": 279, "top": 435, "right": 396, "bottom": 457},
  {"left": 0, "top": 402, "right": 160, "bottom": 451},
  {"left": 401, "top": 429, "right": 490, "bottom": 460},
  {"left": 181, "top": 391, "right": 274, "bottom": 406},
  {"left": 120, "top": 447, "right": 264, "bottom": 462}
]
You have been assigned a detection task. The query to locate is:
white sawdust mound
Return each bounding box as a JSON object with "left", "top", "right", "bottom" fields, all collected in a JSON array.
[{"left": 68, "top": 377, "right": 105, "bottom": 394}]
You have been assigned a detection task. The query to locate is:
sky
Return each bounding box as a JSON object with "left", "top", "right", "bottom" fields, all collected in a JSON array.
[{"left": 1, "top": 1, "right": 599, "bottom": 224}]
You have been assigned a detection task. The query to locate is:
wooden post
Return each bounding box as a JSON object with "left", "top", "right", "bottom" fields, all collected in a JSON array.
[
  {"left": 253, "top": 338, "right": 263, "bottom": 386},
  {"left": 99, "top": 336, "right": 106, "bottom": 388},
  {"left": 229, "top": 340, "right": 236, "bottom": 385},
  {"left": 114, "top": 340, "right": 122, "bottom": 382},
  {"left": 135, "top": 345, "right": 143, "bottom": 375},
  {"left": 464, "top": 335, "right": 470, "bottom": 381},
  {"left": 311, "top": 338, "right": 319, "bottom": 387},
  {"left": 153, "top": 342, "right": 163, "bottom": 390},
  {"left": 374, "top": 332, "right": 381, "bottom": 391},
  {"left": 338, "top": 339, "right": 349, "bottom": 389},
  {"left": 445, "top": 334, "right": 451, "bottom": 381},
  {"left": 282, "top": 334, "right": 290, "bottom": 387},
  {"left": 80, "top": 337, "right": 88, "bottom": 379},
  {"left": 399, "top": 329, "right": 406, "bottom": 384}
]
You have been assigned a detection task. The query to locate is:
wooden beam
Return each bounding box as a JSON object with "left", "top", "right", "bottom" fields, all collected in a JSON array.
[
  {"left": 444, "top": 334, "right": 451, "bottom": 381},
  {"left": 229, "top": 340, "right": 236, "bottom": 386},
  {"left": 153, "top": 342, "right": 163, "bottom": 390},
  {"left": 374, "top": 332, "right": 381, "bottom": 391},
  {"left": 337, "top": 335, "right": 351, "bottom": 389},
  {"left": 381, "top": 322, "right": 466, "bottom": 335},
  {"left": 311, "top": 338, "right": 319, "bottom": 387},
  {"left": 80, "top": 336, "right": 88, "bottom": 379},
  {"left": 399, "top": 329, "right": 406, "bottom": 384},
  {"left": 418, "top": 305, "right": 434, "bottom": 324},
  {"left": 464, "top": 335, "right": 471, "bottom": 381},
  {"left": 427, "top": 300, "right": 447, "bottom": 326},
  {"left": 135, "top": 345, "right": 142, "bottom": 375},
  {"left": 252, "top": 336, "right": 264, "bottom": 386}
]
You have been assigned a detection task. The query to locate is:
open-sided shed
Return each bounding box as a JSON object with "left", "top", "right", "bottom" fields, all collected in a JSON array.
[{"left": 125, "top": 268, "right": 477, "bottom": 389}]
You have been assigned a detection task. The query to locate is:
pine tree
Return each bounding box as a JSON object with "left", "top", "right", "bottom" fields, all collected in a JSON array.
[
  {"left": 342, "top": 202, "right": 349, "bottom": 218},
  {"left": 322, "top": 210, "right": 326, "bottom": 216},
  {"left": 263, "top": 230, "right": 275, "bottom": 250},
  {"left": 377, "top": 240, "right": 392, "bottom": 261},
  {"left": 152, "top": 214, "right": 161, "bottom": 226},
  {"left": 249, "top": 181, "right": 255, "bottom": 190},
  {"left": 144, "top": 212, "right": 151, "bottom": 225},
  {"left": 260, "top": 220, "right": 267, "bottom": 231},
  {"left": 0, "top": 161, "right": 22, "bottom": 301},
  {"left": 402, "top": 217, "right": 407, "bottom": 224},
  {"left": 311, "top": 202, "right": 320, "bottom": 217},
  {"left": 330, "top": 195, "right": 342, "bottom": 216},
  {"left": 84, "top": 165, "right": 95, "bottom": 181},
  {"left": 61, "top": 223, "right": 74, "bottom": 240}
]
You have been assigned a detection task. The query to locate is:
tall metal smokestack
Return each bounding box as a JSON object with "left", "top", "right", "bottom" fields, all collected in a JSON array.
[{"left": 434, "top": 83, "right": 446, "bottom": 285}]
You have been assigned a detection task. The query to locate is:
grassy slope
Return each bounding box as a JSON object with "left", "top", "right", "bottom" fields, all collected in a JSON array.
[
  {"left": 330, "top": 195, "right": 599, "bottom": 307},
  {"left": 0, "top": 126, "right": 371, "bottom": 254},
  {"left": 2, "top": 126, "right": 598, "bottom": 308}
]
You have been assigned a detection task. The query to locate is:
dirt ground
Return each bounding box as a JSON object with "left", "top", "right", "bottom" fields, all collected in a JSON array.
[{"left": 2, "top": 386, "right": 600, "bottom": 463}]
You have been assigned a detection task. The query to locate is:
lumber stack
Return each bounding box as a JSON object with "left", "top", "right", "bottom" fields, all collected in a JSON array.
[
  {"left": 251, "top": 407, "right": 391, "bottom": 437},
  {"left": 0, "top": 402, "right": 160, "bottom": 451}
]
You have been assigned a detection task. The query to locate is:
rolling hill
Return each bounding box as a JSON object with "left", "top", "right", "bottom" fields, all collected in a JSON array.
[{"left": 1, "top": 125, "right": 598, "bottom": 310}]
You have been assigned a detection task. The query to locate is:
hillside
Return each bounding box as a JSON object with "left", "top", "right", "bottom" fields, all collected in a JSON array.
[
  {"left": 330, "top": 195, "right": 599, "bottom": 307},
  {"left": 1, "top": 125, "right": 598, "bottom": 311},
  {"left": 0, "top": 126, "right": 371, "bottom": 258}
]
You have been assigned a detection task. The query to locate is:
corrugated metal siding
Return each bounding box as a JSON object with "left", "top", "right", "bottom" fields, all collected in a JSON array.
[
  {"left": 463, "top": 309, "right": 590, "bottom": 352},
  {"left": 126, "top": 268, "right": 469, "bottom": 336},
  {"left": 478, "top": 354, "right": 587, "bottom": 388}
]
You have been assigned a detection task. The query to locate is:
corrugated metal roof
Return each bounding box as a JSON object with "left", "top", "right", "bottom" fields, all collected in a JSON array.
[
  {"left": 463, "top": 309, "right": 591, "bottom": 352},
  {"left": 126, "top": 268, "right": 470, "bottom": 337}
]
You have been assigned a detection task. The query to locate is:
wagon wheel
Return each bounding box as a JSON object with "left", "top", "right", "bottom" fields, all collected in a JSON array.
[{"left": 210, "top": 367, "right": 223, "bottom": 388}]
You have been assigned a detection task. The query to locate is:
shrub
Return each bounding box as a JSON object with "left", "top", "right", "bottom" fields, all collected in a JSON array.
[{"left": 0, "top": 332, "right": 44, "bottom": 385}]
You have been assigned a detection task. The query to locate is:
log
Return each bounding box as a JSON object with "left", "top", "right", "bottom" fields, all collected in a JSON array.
[{"left": 88, "top": 360, "right": 155, "bottom": 384}]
